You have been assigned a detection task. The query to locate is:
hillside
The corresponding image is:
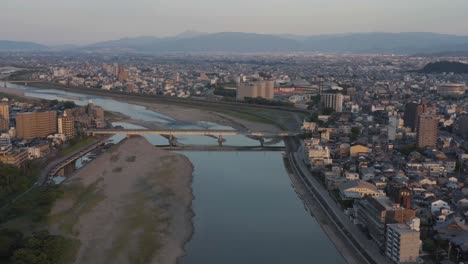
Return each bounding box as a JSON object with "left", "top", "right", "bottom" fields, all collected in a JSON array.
[
  {"left": 0, "top": 40, "right": 47, "bottom": 51},
  {"left": 79, "top": 32, "right": 468, "bottom": 54},
  {"left": 420, "top": 61, "right": 468, "bottom": 74},
  {"left": 2, "top": 32, "right": 468, "bottom": 54}
]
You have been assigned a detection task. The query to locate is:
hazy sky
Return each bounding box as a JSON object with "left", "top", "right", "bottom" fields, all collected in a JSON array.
[{"left": 3, "top": 0, "right": 468, "bottom": 45}]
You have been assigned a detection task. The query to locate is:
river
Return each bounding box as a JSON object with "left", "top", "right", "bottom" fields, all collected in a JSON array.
[{"left": 6, "top": 83, "right": 346, "bottom": 264}]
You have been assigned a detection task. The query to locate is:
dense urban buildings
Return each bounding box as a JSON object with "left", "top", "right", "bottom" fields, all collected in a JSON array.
[
  {"left": 16, "top": 111, "right": 57, "bottom": 139},
  {"left": 2, "top": 50, "right": 468, "bottom": 264}
]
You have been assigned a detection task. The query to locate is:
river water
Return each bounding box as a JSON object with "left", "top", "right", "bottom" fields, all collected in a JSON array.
[{"left": 6, "top": 83, "right": 346, "bottom": 264}]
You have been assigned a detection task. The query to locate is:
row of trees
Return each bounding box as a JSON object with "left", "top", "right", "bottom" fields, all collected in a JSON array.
[
  {"left": 0, "top": 163, "right": 39, "bottom": 206},
  {"left": 0, "top": 230, "right": 74, "bottom": 264}
]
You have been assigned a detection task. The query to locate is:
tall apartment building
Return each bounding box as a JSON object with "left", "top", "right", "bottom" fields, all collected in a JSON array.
[
  {"left": 0, "top": 102, "right": 9, "bottom": 131},
  {"left": 321, "top": 93, "right": 343, "bottom": 112},
  {"left": 354, "top": 196, "right": 416, "bottom": 249},
  {"left": 58, "top": 113, "right": 76, "bottom": 139},
  {"left": 416, "top": 113, "right": 438, "bottom": 148},
  {"left": 16, "top": 111, "right": 57, "bottom": 139},
  {"left": 404, "top": 101, "right": 433, "bottom": 132},
  {"left": 118, "top": 65, "right": 129, "bottom": 82},
  {"left": 113, "top": 63, "right": 119, "bottom": 76},
  {"left": 388, "top": 112, "right": 398, "bottom": 142},
  {"left": 386, "top": 222, "right": 420, "bottom": 264},
  {"left": 236, "top": 80, "right": 275, "bottom": 100}
]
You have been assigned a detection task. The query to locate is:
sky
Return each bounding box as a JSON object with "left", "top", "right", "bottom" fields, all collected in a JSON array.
[{"left": 3, "top": 0, "right": 468, "bottom": 45}]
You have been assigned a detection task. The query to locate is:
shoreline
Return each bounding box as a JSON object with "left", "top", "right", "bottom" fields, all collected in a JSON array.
[
  {"left": 176, "top": 155, "right": 195, "bottom": 264},
  {"left": 282, "top": 154, "right": 360, "bottom": 264}
]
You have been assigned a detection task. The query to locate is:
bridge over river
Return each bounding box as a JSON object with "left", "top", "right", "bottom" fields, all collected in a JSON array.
[{"left": 86, "top": 129, "right": 303, "bottom": 146}]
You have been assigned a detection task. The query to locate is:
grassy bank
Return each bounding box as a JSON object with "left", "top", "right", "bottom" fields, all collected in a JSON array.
[{"left": 60, "top": 137, "right": 97, "bottom": 155}]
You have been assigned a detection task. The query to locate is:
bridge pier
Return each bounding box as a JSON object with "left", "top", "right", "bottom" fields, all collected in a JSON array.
[
  {"left": 218, "top": 135, "right": 223, "bottom": 146},
  {"left": 169, "top": 135, "right": 176, "bottom": 146},
  {"left": 260, "top": 138, "right": 264, "bottom": 147}
]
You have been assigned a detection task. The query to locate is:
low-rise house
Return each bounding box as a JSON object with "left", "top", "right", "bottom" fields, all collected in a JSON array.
[
  {"left": 350, "top": 145, "right": 370, "bottom": 158},
  {"left": 431, "top": 200, "right": 450, "bottom": 214}
]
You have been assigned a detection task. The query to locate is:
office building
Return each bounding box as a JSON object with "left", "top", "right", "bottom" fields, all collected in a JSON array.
[
  {"left": 0, "top": 102, "right": 9, "bottom": 131},
  {"left": 16, "top": 111, "right": 57, "bottom": 139},
  {"left": 321, "top": 93, "right": 343, "bottom": 112},
  {"left": 386, "top": 222, "right": 420, "bottom": 264},
  {"left": 416, "top": 113, "right": 438, "bottom": 148},
  {"left": 354, "top": 196, "right": 416, "bottom": 248},
  {"left": 236, "top": 80, "right": 275, "bottom": 100},
  {"left": 58, "top": 112, "right": 76, "bottom": 139},
  {"left": 437, "top": 83, "right": 466, "bottom": 97}
]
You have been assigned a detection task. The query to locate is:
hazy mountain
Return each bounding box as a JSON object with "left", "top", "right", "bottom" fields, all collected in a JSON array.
[
  {"left": 82, "top": 36, "right": 163, "bottom": 52},
  {"left": 420, "top": 61, "right": 468, "bottom": 74},
  {"left": 299, "top": 32, "right": 468, "bottom": 54},
  {"left": 0, "top": 40, "right": 47, "bottom": 51},
  {"left": 2, "top": 32, "right": 468, "bottom": 54},
  {"left": 79, "top": 32, "right": 468, "bottom": 54},
  {"left": 173, "top": 30, "right": 207, "bottom": 39}
]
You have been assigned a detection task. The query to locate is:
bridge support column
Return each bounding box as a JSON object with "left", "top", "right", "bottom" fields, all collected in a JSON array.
[
  {"left": 169, "top": 135, "right": 176, "bottom": 146},
  {"left": 218, "top": 135, "right": 223, "bottom": 146},
  {"left": 260, "top": 138, "right": 264, "bottom": 147}
]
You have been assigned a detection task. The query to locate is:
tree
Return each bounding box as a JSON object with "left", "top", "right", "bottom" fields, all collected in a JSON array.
[
  {"left": 11, "top": 249, "right": 48, "bottom": 264},
  {"left": 350, "top": 127, "right": 360, "bottom": 141},
  {"left": 0, "top": 229, "right": 23, "bottom": 260},
  {"left": 48, "top": 100, "right": 59, "bottom": 107},
  {"left": 62, "top": 101, "right": 76, "bottom": 109}
]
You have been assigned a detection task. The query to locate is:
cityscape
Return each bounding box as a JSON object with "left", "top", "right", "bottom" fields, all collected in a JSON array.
[{"left": 2, "top": 1, "right": 468, "bottom": 264}]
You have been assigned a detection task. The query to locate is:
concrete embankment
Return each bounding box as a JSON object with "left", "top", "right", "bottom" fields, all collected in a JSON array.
[{"left": 283, "top": 138, "right": 392, "bottom": 264}]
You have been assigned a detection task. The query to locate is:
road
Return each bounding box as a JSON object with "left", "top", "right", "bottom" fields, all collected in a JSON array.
[{"left": 284, "top": 137, "right": 393, "bottom": 264}]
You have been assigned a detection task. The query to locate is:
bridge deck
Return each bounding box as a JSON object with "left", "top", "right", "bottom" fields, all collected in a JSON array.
[{"left": 87, "top": 129, "right": 301, "bottom": 137}]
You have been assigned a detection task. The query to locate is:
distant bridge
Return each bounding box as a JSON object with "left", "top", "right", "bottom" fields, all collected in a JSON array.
[
  {"left": 2, "top": 80, "right": 44, "bottom": 87},
  {"left": 86, "top": 129, "right": 302, "bottom": 137}
]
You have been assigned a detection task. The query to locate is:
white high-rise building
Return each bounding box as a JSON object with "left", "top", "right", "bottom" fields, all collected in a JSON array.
[
  {"left": 321, "top": 93, "right": 343, "bottom": 112},
  {"left": 388, "top": 112, "right": 398, "bottom": 141}
]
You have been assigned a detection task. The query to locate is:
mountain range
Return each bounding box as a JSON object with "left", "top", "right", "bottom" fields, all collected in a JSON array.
[{"left": 2, "top": 31, "right": 468, "bottom": 55}]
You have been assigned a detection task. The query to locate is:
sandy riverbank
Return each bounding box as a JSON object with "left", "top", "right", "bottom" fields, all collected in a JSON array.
[{"left": 49, "top": 136, "right": 194, "bottom": 264}]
